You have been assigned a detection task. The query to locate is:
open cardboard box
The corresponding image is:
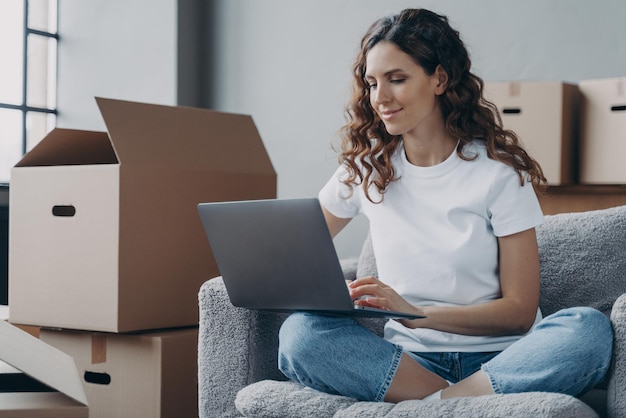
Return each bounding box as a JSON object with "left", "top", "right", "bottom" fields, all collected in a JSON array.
[
  {"left": 484, "top": 81, "right": 579, "bottom": 185},
  {"left": 9, "top": 97, "right": 276, "bottom": 332},
  {"left": 0, "top": 320, "right": 88, "bottom": 417}
]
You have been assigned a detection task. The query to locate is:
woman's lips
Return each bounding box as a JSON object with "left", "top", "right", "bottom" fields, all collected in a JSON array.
[{"left": 380, "top": 109, "right": 402, "bottom": 121}]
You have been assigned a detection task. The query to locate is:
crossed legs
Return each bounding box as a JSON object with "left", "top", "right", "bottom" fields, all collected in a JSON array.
[{"left": 278, "top": 307, "right": 612, "bottom": 402}]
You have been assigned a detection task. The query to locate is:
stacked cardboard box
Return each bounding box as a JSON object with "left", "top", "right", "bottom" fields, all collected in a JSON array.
[
  {"left": 7, "top": 98, "right": 277, "bottom": 417},
  {"left": 483, "top": 81, "right": 579, "bottom": 185},
  {"left": 39, "top": 327, "right": 199, "bottom": 418},
  {"left": 579, "top": 77, "right": 626, "bottom": 183},
  {"left": 0, "top": 320, "right": 88, "bottom": 417},
  {"left": 485, "top": 77, "right": 626, "bottom": 185}
]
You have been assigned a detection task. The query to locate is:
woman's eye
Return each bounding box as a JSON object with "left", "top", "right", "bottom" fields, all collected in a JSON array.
[
  {"left": 390, "top": 79, "right": 406, "bottom": 84},
  {"left": 367, "top": 83, "right": 377, "bottom": 90}
]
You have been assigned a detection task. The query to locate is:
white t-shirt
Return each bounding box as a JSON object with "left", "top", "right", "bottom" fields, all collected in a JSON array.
[{"left": 319, "top": 140, "right": 544, "bottom": 353}]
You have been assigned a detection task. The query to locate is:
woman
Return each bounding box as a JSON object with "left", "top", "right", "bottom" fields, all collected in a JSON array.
[{"left": 278, "top": 8, "right": 612, "bottom": 402}]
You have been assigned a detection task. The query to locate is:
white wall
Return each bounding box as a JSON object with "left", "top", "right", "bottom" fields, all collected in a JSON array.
[
  {"left": 57, "top": 0, "right": 177, "bottom": 131},
  {"left": 210, "top": 0, "right": 626, "bottom": 257},
  {"left": 57, "top": 0, "right": 626, "bottom": 258}
]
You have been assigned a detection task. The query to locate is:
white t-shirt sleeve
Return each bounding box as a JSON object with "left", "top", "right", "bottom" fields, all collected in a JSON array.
[
  {"left": 487, "top": 166, "right": 544, "bottom": 237},
  {"left": 318, "top": 164, "right": 362, "bottom": 219}
]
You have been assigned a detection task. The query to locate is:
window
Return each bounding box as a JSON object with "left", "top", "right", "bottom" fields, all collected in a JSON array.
[{"left": 0, "top": 0, "right": 58, "bottom": 183}]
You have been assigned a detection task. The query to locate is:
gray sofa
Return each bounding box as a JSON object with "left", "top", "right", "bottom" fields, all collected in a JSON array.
[{"left": 198, "top": 205, "right": 626, "bottom": 417}]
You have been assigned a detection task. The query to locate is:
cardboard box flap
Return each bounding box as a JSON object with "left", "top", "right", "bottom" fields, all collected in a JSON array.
[
  {"left": 15, "top": 128, "right": 118, "bottom": 167},
  {"left": 0, "top": 320, "right": 87, "bottom": 405},
  {"left": 95, "top": 97, "right": 275, "bottom": 174}
]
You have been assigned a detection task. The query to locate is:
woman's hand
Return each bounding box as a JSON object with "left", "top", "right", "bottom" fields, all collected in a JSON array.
[{"left": 348, "top": 276, "right": 425, "bottom": 328}]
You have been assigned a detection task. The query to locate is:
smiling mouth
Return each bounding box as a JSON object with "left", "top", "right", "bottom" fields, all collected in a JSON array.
[{"left": 380, "top": 109, "right": 401, "bottom": 121}]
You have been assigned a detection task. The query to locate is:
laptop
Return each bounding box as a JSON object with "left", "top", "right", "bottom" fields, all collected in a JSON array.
[{"left": 197, "top": 198, "right": 423, "bottom": 319}]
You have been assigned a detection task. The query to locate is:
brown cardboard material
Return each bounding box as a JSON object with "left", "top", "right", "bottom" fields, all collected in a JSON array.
[
  {"left": 483, "top": 81, "right": 579, "bottom": 185},
  {"left": 9, "top": 97, "right": 276, "bottom": 332},
  {"left": 0, "top": 320, "right": 88, "bottom": 417},
  {"left": 40, "top": 326, "right": 198, "bottom": 418},
  {"left": 579, "top": 77, "right": 626, "bottom": 183}
]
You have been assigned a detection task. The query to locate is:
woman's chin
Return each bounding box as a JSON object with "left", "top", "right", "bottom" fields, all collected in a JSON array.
[{"left": 383, "top": 125, "right": 404, "bottom": 136}]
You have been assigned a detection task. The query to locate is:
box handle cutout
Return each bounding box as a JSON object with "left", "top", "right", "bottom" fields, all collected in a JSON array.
[
  {"left": 52, "top": 205, "right": 76, "bottom": 217},
  {"left": 611, "top": 105, "right": 626, "bottom": 112},
  {"left": 502, "top": 108, "right": 522, "bottom": 115},
  {"left": 84, "top": 371, "right": 111, "bottom": 385}
]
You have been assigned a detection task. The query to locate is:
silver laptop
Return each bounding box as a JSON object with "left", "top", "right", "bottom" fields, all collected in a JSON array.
[{"left": 197, "top": 198, "right": 423, "bottom": 319}]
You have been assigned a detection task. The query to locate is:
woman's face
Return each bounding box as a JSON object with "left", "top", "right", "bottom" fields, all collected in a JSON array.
[{"left": 364, "top": 41, "right": 445, "bottom": 140}]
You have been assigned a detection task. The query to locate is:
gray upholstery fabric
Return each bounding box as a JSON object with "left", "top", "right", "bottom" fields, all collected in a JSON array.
[
  {"left": 198, "top": 278, "right": 289, "bottom": 418},
  {"left": 237, "top": 381, "right": 598, "bottom": 418},
  {"left": 608, "top": 293, "right": 626, "bottom": 417},
  {"left": 198, "top": 205, "right": 626, "bottom": 418},
  {"left": 536, "top": 205, "right": 626, "bottom": 317}
]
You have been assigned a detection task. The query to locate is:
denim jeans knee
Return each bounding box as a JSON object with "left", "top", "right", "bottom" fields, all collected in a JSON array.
[
  {"left": 278, "top": 312, "right": 403, "bottom": 401},
  {"left": 482, "top": 307, "right": 613, "bottom": 396}
]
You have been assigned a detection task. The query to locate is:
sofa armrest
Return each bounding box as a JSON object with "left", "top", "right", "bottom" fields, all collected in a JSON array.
[
  {"left": 198, "top": 277, "right": 289, "bottom": 418},
  {"left": 608, "top": 293, "right": 626, "bottom": 417}
]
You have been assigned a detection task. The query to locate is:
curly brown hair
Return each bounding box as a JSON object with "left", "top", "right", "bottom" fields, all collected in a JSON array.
[{"left": 339, "top": 8, "right": 546, "bottom": 203}]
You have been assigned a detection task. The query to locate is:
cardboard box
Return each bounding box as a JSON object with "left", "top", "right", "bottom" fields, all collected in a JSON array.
[
  {"left": 0, "top": 320, "right": 88, "bottom": 417},
  {"left": 1, "top": 305, "right": 39, "bottom": 337},
  {"left": 483, "top": 81, "right": 579, "bottom": 184},
  {"left": 40, "top": 326, "right": 197, "bottom": 418},
  {"left": 9, "top": 97, "right": 276, "bottom": 332},
  {"left": 579, "top": 77, "right": 626, "bottom": 183}
]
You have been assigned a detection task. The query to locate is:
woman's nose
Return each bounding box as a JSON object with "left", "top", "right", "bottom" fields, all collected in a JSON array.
[{"left": 372, "top": 84, "right": 391, "bottom": 104}]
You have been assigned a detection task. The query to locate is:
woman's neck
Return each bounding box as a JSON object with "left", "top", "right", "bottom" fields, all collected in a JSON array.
[{"left": 402, "top": 132, "right": 458, "bottom": 167}]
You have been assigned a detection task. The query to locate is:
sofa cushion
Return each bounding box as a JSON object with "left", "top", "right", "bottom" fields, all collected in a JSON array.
[
  {"left": 356, "top": 205, "right": 626, "bottom": 317},
  {"left": 235, "top": 380, "right": 356, "bottom": 417},
  {"left": 236, "top": 380, "right": 598, "bottom": 418}
]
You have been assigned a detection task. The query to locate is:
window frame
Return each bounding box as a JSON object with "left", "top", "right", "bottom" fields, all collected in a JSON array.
[{"left": 0, "top": 0, "right": 58, "bottom": 160}]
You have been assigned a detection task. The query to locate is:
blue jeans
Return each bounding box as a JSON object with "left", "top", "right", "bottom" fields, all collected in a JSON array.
[{"left": 278, "top": 307, "right": 613, "bottom": 402}]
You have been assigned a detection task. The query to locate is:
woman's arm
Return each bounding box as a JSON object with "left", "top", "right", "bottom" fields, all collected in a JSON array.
[
  {"left": 322, "top": 206, "right": 352, "bottom": 238},
  {"left": 350, "top": 228, "right": 541, "bottom": 336}
]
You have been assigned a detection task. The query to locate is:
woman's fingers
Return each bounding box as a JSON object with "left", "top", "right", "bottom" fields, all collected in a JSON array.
[{"left": 349, "top": 276, "right": 397, "bottom": 309}]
